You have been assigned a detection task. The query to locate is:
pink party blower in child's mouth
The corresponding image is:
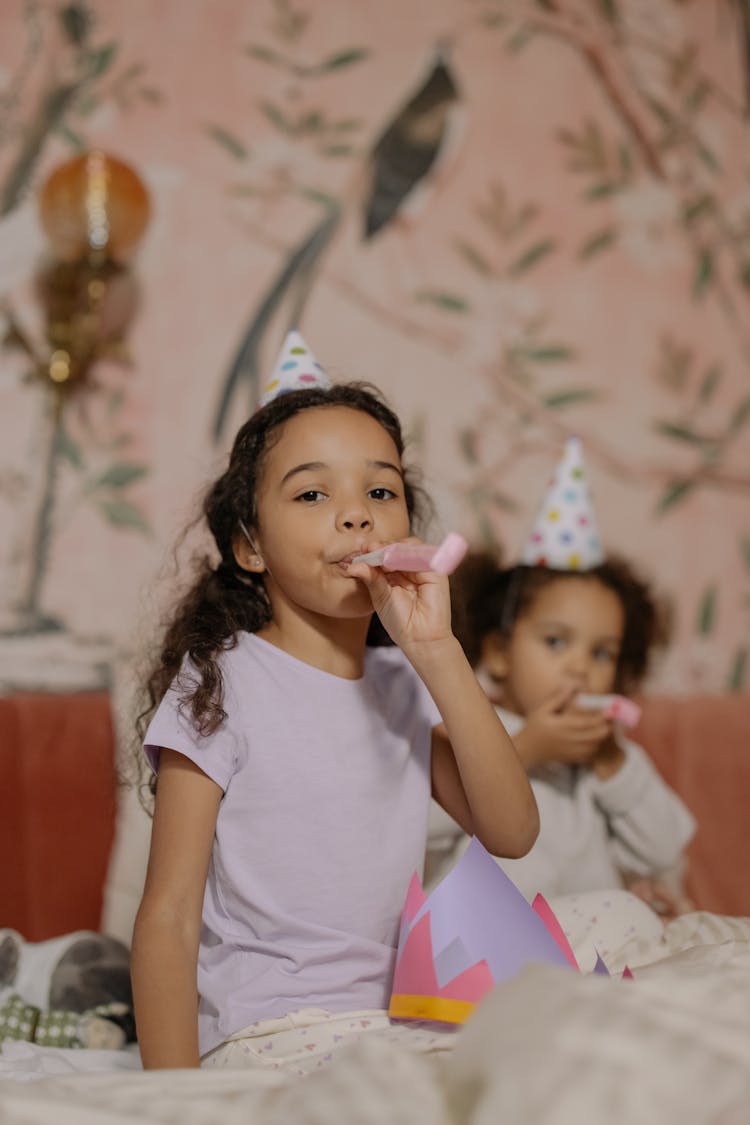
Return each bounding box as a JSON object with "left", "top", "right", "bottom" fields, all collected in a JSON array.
[
  {"left": 575, "top": 693, "right": 642, "bottom": 730},
  {"left": 352, "top": 533, "right": 468, "bottom": 576}
]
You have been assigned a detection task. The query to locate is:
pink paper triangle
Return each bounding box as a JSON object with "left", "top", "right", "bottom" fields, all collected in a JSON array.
[
  {"left": 532, "top": 894, "right": 580, "bottom": 970},
  {"left": 402, "top": 872, "right": 427, "bottom": 924},
  {"left": 391, "top": 911, "right": 494, "bottom": 1003}
]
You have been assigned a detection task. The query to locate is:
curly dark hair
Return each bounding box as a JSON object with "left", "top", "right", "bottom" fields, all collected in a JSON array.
[
  {"left": 135, "top": 382, "right": 430, "bottom": 760},
  {"left": 451, "top": 549, "right": 669, "bottom": 694}
]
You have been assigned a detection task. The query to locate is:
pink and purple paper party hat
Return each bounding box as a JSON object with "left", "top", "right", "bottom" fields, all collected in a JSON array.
[
  {"left": 389, "top": 837, "right": 629, "bottom": 1024},
  {"left": 520, "top": 437, "right": 604, "bottom": 571},
  {"left": 259, "top": 329, "right": 331, "bottom": 408}
]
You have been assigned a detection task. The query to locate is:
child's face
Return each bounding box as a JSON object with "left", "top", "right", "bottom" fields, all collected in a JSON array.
[
  {"left": 486, "top": 576, "right": 625, "bottom": 715},
  {"left": 241, "top": 405, "right": 411, "bottom": 625}
]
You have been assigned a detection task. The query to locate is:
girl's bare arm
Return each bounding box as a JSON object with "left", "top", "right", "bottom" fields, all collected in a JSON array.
[
  {"left": 346, "top": 560, "right": 538, "bottom": 859},
  {"left": 130, "top": 750, "right": 222, "bottom": 1069},
  {"left": 420, "top": 637, "right": 539, "bottom": 859}
]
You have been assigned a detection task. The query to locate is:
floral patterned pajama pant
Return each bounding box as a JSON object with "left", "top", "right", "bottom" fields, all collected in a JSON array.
[{"left": 201, "top": 1007, "right": 456, "bottom": 1077}]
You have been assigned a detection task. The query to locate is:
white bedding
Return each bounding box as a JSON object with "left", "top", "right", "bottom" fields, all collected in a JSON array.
[{"left": 1, "top": 911, "right": 749, "bottom": 1124}]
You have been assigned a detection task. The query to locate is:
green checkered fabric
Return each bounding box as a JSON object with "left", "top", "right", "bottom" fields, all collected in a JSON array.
[
  {"left": 0, "top": 993, "right": 40, "bottom": 1042},
  {"left": 34, "top": 1007, "right": 84, "bottom": 1048},
  {"left": 0, "top": 992, "right": 83, "bottom": 1047}
]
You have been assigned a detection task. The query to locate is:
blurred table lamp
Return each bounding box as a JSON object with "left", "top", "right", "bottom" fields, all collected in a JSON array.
[
  {"left": 8, "top": 150, "right": 150, "bottom": 404},
  {"left": 1, "top": 151, "right": 150, "bottom": 645}
]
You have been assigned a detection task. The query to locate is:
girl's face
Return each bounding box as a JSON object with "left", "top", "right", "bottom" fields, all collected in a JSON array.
[
  {"left": 239, "top": 405, "right": 411, "bottom": 626},
  {"left": 484, "top": 576, "right": 625, "bottom": 715}
]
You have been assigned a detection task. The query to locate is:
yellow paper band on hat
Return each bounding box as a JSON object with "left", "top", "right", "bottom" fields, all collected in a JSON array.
[{"left": 388, "top": 993, "right": 476, "bottom": 1024}]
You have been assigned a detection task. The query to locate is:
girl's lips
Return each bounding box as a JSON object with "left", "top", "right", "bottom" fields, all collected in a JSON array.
[{"left": 335, "top": 547, "right": 378, "bottom": 567}]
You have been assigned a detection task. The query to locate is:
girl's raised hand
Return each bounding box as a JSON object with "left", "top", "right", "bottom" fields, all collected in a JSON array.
[
  {"left": 515, "top": 686, "right": 615, "bottom": 770},
  {"left": 345, "top": 539, "right": 453, "bottom": 653}
]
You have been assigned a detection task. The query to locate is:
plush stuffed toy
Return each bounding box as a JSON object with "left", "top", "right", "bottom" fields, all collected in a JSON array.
[{"left": 0, "top": 929, "right": 135, "bottom": 1049}]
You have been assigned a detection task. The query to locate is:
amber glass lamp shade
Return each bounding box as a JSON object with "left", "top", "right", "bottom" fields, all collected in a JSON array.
[{"left": 38, "top": 151, "right": 150, "bottom": 264}]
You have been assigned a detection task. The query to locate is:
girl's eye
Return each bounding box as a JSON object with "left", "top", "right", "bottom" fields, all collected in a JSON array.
[
  {"left": 543, "top": 635, "right": 565, "bottom": 650},
  {"left": 296, "top": 490, "right": 326, "bottom": 503},
  {"left": 368, "top": 487, "right": 397, "bottom": 501},
  {"left": 594, "top": 647, "right": 618, "bottom": 663}
]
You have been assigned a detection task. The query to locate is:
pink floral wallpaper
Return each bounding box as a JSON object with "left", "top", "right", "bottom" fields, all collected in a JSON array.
[{"left": 0, "top": 0, "right": 748, "bottom": 694}]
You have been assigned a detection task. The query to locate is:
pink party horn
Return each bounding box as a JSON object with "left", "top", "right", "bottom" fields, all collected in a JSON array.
[
  {"left": 352, "top": 533, "right": 468, "bottom": 576},
  {"left": 575, "top": 693, "right": 641, "bottom": 730}
]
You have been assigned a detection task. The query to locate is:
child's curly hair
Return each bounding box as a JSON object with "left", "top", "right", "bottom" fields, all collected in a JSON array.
[{"left": 451, "top": 549, "right": 670, "bottom": 694}]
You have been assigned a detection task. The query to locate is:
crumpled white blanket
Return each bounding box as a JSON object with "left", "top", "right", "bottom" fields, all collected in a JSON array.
[
  {"left": 0, "top": 911, "right": 749, "bottom": 1124},
  {"left": 0, "top": 1039, "right": 141, "bottom": 1083}
]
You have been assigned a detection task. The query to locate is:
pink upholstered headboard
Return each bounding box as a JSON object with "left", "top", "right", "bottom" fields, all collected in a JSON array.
[
  {"left": 633, "top": 694, "right": 750, "bottom": 917},
  {"left": 1, "top": 691, "right": 116, "bottom": 941},
  {"left": 1, "top": 690, "right": 748, "bottom": 941}
]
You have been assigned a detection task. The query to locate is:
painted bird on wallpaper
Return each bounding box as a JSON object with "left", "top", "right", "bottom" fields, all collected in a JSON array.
[
  {"left": 212, "top": 46, "right": 462, "bottom": 441},
  {"left": 363, "top": 47, "right": 461, "bottom": 239}
]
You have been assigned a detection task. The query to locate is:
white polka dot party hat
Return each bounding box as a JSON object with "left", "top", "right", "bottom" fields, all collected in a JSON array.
[
  {"left": 520, "top": 437, "right": 604, "bottom": 570},
  {"left": 259, "top": 329, "right": 331, "bottom": 408}
]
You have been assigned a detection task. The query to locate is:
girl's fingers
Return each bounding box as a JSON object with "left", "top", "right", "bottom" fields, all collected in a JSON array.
[
  {"left": 385, "top": 571, "right": 426, "bottom": 590},
  {"left": 556, "top": 714, "right": 612, "bottom": 740},
  {"left": 346, "top": 559, "right": 440, "bottom": 587},
  {"left": 567, "top": 710, "right": 612, "bottom": 727},
  {"left": 343, "top": 561, "right": 373, "bottom": 584},
  {"left": 570, "top": 721, "right": 612, "bottom": 741},
  {"left": 540, "top": 685, "right": 578, "bottom": 715},
  {"left": 346, "top": 564, "right": 430, "bottom": 605},
  {"left": 344, "top": 561, "right": 391, "bottom": 606},
  {"left": 347, "top": 560, "right": 448, "bottom": 633}
]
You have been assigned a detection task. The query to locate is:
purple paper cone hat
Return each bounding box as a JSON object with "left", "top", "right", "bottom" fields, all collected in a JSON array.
[
  {"left": 520, "top": 437, "right": 604, "bottom": 570},
  {"left": 259, "top": 330, "right": 332, "bottom": 408},
  {"left": 388, "top": 837, "right": 577, "bottom": 1024}
]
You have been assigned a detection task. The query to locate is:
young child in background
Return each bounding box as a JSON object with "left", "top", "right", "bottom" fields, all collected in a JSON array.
[
  {"left": 428, "top": 438, "right": 695, "bottom": 920},
  {"left": 130, "top": 333, "right": 537, "bottom": 1073}
]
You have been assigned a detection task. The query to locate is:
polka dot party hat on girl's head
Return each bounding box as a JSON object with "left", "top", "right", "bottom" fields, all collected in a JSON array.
[
  {"left": 259, "top": 329, "right": 332, "bottom": 408},
  {"left": 520, "top": 437, "right": 604, "bottom": 570}
]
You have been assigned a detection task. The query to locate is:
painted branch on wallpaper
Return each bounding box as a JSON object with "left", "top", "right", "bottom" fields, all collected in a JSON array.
[
  {"left": 0, "top": 148, "right": 151, "bottom": 649},
  {"left": 209, "top": 0, "right": 371, "bottom": 435},
  {"left": 451, "top": 0, "right": 750, "bottom": 688},
  {"left": 0, "top": 2, "right": 160, "bottom": 217},
  {"left": 0, "top": 8, "right": 160, "bottom": 680},
  {"left": 514, "top": 0, "right": 750, "bottom": 359},
  {"left": 465, "top": 6, "right": 750, "bottom": 427},
  {"left": 209, "top": 1, "right": 464, "bottom": 436}
]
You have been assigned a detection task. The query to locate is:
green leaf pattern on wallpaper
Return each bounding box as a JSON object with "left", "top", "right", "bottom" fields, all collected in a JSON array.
[
  {"left": 0, "top": 2, "right": 161, "bottom": 216},
  {"left": 3, "top": 2, "right": 740, "bottom": 682},
  {"left": 207, "top": 0, "right": 374, "bottom": 439},
  {"left": 449, "top": 0, "right": 750, "bottom": 689},
  {"left": 198, "top": 0, "right": 750, "bottom": 688},
  {"left": 0, "top": 1, "right": 159, "bottom": 642}
]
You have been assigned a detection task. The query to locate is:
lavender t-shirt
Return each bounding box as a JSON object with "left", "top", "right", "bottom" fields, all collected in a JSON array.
[{"left": 144, "top": 632, "right": 439, "bottom": 1056}]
